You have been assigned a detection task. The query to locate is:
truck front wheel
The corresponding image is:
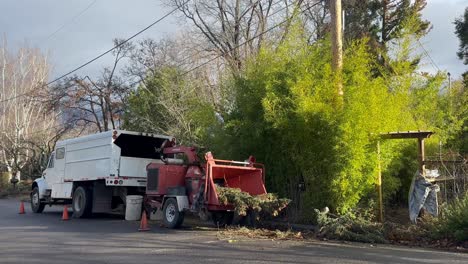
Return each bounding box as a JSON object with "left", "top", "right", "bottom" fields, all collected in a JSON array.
[
  {"left": 31, "top": 187, "right": 45, "bottom": 213},
  {"left": 163, "top": 198, "right": 184, "bottom": 228},
  {"left": 72, "top": 186, "right": 93, "bottom": 218}
]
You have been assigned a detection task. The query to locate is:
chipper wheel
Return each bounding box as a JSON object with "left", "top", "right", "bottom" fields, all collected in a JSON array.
[{"left": 163, "top": 198, "right": 185, "bottom": 228}]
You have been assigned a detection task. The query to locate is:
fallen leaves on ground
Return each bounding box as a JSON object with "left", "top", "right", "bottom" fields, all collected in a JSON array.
[{"left": 217, "top": 226, "right": 306, "bottom": 241}]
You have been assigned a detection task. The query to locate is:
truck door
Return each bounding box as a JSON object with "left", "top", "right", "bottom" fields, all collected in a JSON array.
[
  {"left": 44, "top": 152, "right": 56, "bottom": 184},
  {"left": 54, "top": 147, "right": 66, "bottom": 181},
  {"left": 49, "top": 147, "right": 72, "bottom": 198},
  {"left": 44, "top": 147, "right": 65, "bottom": 185}
]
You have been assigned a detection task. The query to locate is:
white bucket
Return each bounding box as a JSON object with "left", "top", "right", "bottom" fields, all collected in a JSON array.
[{"left": 125, "top": 195, "right": 143, "bottom": 221}]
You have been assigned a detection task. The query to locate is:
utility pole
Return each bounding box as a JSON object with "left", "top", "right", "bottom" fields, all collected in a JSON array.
[
  {"left": 448, "top": 72, "right": 452, "bottom": 92},
  {"left": 330, "top": 0, "right": 343, "bottom": 98},
  {"left": 448, "top": 72, "right": 452, "bottom": 112}
]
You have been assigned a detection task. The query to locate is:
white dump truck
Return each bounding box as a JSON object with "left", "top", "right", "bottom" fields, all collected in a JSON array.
[{"left": 31, "top": 130, "right": 174, "bottom": 218}]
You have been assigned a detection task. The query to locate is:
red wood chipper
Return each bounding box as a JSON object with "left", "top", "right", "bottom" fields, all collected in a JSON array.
[{"left": 144, "top": 141, "right": 267, "bottom": 228}]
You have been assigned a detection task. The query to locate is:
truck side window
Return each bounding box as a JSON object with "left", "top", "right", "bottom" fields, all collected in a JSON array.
[
  {"left": 56, "top": 147, "right": 65, "bottom": 159},
  {"left": 48, "top": 153, "right": 55, "bottom": 168}
]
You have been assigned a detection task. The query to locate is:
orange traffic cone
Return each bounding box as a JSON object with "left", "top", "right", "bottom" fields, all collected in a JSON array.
[
  {"left": 138, "top": 211, "right": 150, "bottom": 231},
  {"left": 18, "top": 201, "right": 25, "bottom": 214},
  {"left": 62, "top": 205, "right": 69, "bottom": 221}
]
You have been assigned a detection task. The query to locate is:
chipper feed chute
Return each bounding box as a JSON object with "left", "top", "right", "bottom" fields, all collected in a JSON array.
[{"left": 204, "top": 152, "right": 266, "bottom": 209}]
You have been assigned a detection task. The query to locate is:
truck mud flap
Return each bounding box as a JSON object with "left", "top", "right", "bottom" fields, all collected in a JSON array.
[{"left": 92, "top": 182, "right": 112, "bottom": 213}]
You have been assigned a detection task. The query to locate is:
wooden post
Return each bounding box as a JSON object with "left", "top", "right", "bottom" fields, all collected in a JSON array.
[
  {"left": 377, "top": 140, "right": 383, "bottom": 222},
  {"left": 330, "top": 0, "right": 343, "bottom": 98},
  {"left": 417, "top": 138, "right": 425, "bottom": 176}
]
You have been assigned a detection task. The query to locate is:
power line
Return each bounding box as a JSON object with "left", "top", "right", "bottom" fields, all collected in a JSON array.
[
  {"left": 0, "top": 76, "right": 82, "bottom": 104},
  {"left": 0, "top": 93, "right": 31, "bottom": 103},
  {"left": 182, "top": 0, "right": 319, "bottom": 76},
  {"left": 172, "top": 0, "right": 287, "bottom": 68},
  {"left": 25, "top": 0, "right": 314, "bottom": 134},
  {"left": 131, "top": 0, "right": 318, "bottom": 87},
  {"left": 129, "top": 0, "right": 291, "bottom": 87},
  {"left": 417, "top": 39, "right": 441, "bottom": 72},
  {"left": 46, "top": 0, "right": 189, "bottom": 87},
  {"left": 5, "top": 0, "right": 315, "bottom": 135},
  {"left": 0, "top": 1, "right": 189, "bottom": 104},
  {"left": 44, "top": 0, "right": 98, "bottom": 42}
]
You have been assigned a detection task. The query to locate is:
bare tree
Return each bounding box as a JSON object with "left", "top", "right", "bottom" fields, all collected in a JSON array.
[
  {"left": 302, "top": 0, "right": 329, "bottom": 43},
  {"left": 0, "top": 39, "right": 63, "bottom": 180},
  {"left": 124, "top": 35, "right": 227, "bottom": 113},
  {"left": 170, "top": 0, "right": 278, "bottom": 72},
  {"left": 49, "top": 39, "right": 133, "bottom": 132}
]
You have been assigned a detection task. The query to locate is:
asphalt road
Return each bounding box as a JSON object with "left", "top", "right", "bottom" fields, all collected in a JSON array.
[{"left": 0, "top": 198, "right": 466, "bottom": 264}]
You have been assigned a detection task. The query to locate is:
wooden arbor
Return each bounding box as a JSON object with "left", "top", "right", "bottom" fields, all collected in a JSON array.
[{"left": 376, "top": 131, "right": 434, "bottom": 222}]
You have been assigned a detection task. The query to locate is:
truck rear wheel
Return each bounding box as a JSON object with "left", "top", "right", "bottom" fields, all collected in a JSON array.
[
  {"left": 72, "top": 186, "right": 93, "bottom": 218},
  {"left": 31, "top": 187, "right": 45, "bottom": 213},
  {"left": 163, "top": 198, "right": 184, "bottom": 228}
]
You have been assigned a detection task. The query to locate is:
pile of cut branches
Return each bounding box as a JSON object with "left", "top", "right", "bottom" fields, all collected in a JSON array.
[
  {"left": 315, "top": 208, "right": 387, "bottom": 244},
  {"left": 216, "top": 186, "right": 290, "bottom": 217},
  {"left": 218, "top": 226, "right": 304, "bottom": 241}
]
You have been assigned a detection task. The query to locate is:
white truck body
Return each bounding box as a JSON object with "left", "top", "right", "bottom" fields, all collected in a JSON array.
[{"left": 35, "top": 130, "right": 173, "bottom": 200}]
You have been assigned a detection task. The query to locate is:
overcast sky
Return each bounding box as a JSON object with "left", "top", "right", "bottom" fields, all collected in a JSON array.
[
  {"left": 0, "top": 0, "right": 467, "bottom": 81},
  {"left": 419, "top": 0, "right": 467, "bottom": 78}
]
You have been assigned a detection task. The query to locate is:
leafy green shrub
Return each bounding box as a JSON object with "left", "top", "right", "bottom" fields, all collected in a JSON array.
[
  {"left": 435, "top": 195, "right": 468, "bottom": 242},
  {"left": 214, "top": 24, "right": 441, "bottom": 217},
  {"left": 315, "top": 208, "right": 387, "bottom": 244},
  {"left": 123, "top": 18, "right": 466, "bottom": 222}
]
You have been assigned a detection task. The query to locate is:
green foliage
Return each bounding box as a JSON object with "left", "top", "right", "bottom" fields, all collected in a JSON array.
[
  {"left": 434, "top": 195, "right": 468, "bottom": 242},
  {"left": 343, "top": 0, "right": 430, "bottom": 74},
  {"left": 123, "top": 67, "right": 217, "bottom": 147},
  {"left": 437, "top": 79, "right": 468, "bottom": 154},
  {"left": 455, "top": 7, "right": 468, "bottom": 65},
  {"left": 381, "top": 142, "right": 418, "bottom": 204},
  {"left": 213, "top": 22, "right": 443, "bottom": 216},
  {"left": 122, "top": 13, "right": 466, "bottom": 223},
  {"left": 315, "top": 208, "right": 387, "bottom": 244},
  {"left": 216, "top": 186, "right": 290, "bottom": 217}
]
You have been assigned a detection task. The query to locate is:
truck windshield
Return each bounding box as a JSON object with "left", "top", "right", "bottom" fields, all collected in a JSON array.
[{"left": 113, "top": 134, "right": 167, "bottom": 159}]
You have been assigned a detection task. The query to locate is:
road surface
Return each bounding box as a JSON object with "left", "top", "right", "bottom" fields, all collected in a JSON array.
[{"left": 0, "top": 198, "right": 466, "bottom": 264}]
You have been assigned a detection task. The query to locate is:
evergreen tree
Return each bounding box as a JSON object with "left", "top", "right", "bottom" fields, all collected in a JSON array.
[
  {"left": 455, "top": 7, "right": 468, "bottom": 66},
  {"left": 343, "top": 0, "right": 430, "bottom": 72}
]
